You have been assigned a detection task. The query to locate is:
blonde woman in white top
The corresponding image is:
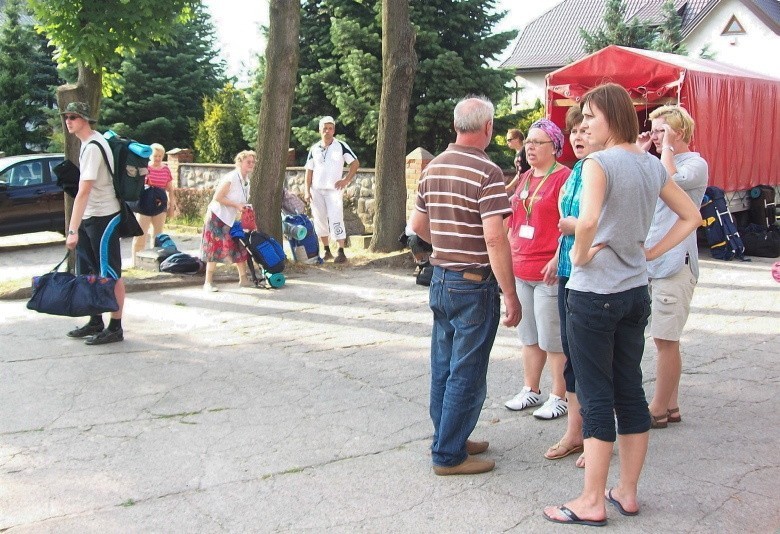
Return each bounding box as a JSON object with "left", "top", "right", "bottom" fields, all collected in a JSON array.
[{"left": 200, "top": 150, "right": 255, "bottom": 292}]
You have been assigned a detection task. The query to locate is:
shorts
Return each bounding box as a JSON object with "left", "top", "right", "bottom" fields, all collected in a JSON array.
[
  {"left": 516, "top": 277, "right": 563, "bottom": 353},
  {"left": 310, "top": 188, "right": 347, "bottom": 241},
  {"left": 649, "top": 263, "right": 696, "bottom": 341},
  {"left": 77, "top": 212, "right": 122, "bottom": 279}
]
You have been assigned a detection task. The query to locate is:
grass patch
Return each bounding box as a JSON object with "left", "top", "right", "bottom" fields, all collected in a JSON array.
[{"left": 118, "top": 498, "right": 136, "bottom": 507}]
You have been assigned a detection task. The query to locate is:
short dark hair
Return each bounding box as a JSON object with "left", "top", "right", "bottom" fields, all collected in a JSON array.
[
  {"left": 581, "top": 83, "right": 638, "bottom": 144},
  {"left": 565, "top": 105, "right": 584, "bottom": 131}
]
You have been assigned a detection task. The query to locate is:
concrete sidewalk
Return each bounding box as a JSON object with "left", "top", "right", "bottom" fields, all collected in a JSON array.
[{"left": 1, "top": 252, "right": 778, "bottom": 532}]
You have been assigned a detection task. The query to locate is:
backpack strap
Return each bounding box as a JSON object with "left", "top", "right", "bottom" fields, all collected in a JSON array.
[{"left": 88, "top": 139, "right": 120, "bottom": 199}]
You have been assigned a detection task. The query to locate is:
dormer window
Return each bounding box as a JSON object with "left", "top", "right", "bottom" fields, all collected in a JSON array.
[{"left": 721, "top": 15, "right": 745, "bottom": 35}]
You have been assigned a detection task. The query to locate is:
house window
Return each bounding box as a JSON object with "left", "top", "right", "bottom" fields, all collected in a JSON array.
[{"left": 721, "top": 15, "right": 745, "bottom": 35}]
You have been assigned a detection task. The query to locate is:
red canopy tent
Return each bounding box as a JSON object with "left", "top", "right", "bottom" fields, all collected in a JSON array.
[{"left": 546, "top": 45, "right": 780, "bottom": 193}]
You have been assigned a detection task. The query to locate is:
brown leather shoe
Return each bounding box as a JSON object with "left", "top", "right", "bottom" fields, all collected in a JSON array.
[
  {"left": 466, "top": 440, "right": 489, "bottom": 455},
  {"left": 433, "top": 456, "right": 495, "bottom": 476}
]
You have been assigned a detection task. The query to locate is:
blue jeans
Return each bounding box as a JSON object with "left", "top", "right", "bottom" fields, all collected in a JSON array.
[
  {"left": 429, "top": 266, "right": 500, "bottom": 467},
  {"left": 558, "top": 276, "right": 576, "bottom": 393},
  {"left": 566, "top": 286, "right": 652, "bottom": 442}
]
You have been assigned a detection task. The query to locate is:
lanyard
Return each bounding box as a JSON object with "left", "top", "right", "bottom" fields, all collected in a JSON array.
[{"left": 521, "top": 162, "right": 557, "bottom": 220}]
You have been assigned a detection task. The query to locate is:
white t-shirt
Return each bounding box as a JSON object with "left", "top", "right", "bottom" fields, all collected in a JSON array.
[
  {"left": 208, "top": 169, "right": 249, "bottom": 226},
  {"left": 79, "top": 131, "right": 119, "bottom": 218},
  {"left": 305, "top": 139, "right": 357, "bottom": 190}
]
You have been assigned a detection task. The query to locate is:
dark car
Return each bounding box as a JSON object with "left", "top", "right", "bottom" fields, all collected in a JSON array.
[{"left": 0, "top": 153, "right": 65, "bottom": 237}]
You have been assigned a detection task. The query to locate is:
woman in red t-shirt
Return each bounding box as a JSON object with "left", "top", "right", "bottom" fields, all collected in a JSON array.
[
  {"left": 131, "top": 143, "right": 175, "bottom": 266},
  {"left": 504, "top": 119, "right": 571, "bottom": 421}
]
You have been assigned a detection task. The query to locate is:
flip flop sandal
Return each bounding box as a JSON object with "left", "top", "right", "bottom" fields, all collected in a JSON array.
[
  {"left": 543, "top": 506, "right": 607, "bottom": 527},
  {"left": 606, "top": 488, "right": 639, "bottom": 516},
  {"left": 544, "top": 441, "right": 584, "bottom": 460}
]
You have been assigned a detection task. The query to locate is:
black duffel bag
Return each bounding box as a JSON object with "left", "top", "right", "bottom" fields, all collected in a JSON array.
[
  {"left": 27, "top": 254, "right": 118, "bottom": 317},
  {"left": 741, "top": 224, "right": 780, "bottom": 258}
]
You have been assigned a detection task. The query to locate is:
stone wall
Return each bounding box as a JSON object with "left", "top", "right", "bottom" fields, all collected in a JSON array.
[{"left": 176, "top": 163, "right": 377, "bottom": 235}]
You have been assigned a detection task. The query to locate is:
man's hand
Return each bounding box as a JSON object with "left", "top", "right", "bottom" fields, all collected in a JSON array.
[
  {"left": 66, "top": 233, "right": 78, "bottom": 251},
  {"left": 304, "top": 190, "right": 311, "bottom": 202},
  {"left": 335, "top": 177, "right": 351, "bottom": 190},
  {"left": 502, "top": 292, "right": 521, "bottom": 327}
]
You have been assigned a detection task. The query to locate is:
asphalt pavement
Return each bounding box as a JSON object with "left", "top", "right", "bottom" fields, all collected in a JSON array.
[{"left": 0, "top": 233, "right": 778, "bottom": 532}]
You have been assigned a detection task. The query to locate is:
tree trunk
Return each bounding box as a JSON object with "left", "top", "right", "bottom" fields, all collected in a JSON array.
[
  {"left": 370, "top": 0, "right": 417, "bottom": 252},
  {"left": 251, "top": 1, "right": 300, "bottom": 242},
  {"left": 56, "top": 63, "right": 102, "bottom": 271}
]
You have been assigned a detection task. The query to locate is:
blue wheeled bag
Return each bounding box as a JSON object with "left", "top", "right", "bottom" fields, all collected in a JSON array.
[
  {"left": 248, "top": 231, "right": 286, "bottom": 274},
  {"left": 284, "top": 214, "right": 321, "bottom": 264}
]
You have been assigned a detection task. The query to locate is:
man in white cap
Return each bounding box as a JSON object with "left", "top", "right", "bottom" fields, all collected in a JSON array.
[{"left": 304, "top": 116, "right": 359, "bottom": 263}]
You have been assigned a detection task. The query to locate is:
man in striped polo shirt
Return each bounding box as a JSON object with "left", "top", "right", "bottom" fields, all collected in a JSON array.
[{"left": 410, "top": 96, "right": 521, "bottom": 476}]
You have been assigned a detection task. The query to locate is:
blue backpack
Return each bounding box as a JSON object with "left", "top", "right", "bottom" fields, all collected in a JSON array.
[
  {"left": 700, "top": 186, "right": 746, "bottom": 261},
  {"left": 248, "top": 231, "right": 286, "bottom": 274},
  {"left": 160, "top": 253, "right": 203, "bottom": 274}
]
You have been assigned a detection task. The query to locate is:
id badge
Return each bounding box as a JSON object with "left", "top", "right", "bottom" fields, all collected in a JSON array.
[{"left": 519, "top": 224, "right": 535, "bottom": 239}]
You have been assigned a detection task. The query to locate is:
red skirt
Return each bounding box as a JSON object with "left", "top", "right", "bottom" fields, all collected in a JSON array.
[{"left": 200, "top": 212, "right": 248, "bottom": 264}]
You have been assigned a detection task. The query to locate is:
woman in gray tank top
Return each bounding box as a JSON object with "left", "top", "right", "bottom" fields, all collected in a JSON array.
[{"left": 543, "top": 84, "right": 701, "bottom": 527}]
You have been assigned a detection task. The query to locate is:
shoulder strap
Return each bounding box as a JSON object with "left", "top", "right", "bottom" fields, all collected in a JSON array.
[
  {"left": 88, "top": 140, "right": 114, "bottom": 178},
  {"left": 88, "top": 139, "right": 122, "bottom": 200}
]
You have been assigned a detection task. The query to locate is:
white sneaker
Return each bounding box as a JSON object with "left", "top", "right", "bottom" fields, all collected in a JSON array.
[
  {"left": 533, "top": 394, "right": 568, "bottom": 420},
  {"left": 505, "top": 386, "right": 544, "bottom": 411},
  {"left": 203, "top": 283, "right": 219, "bottom": 292}
]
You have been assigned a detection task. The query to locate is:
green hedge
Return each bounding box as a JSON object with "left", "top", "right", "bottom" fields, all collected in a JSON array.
[{"left": 172, "top": 187, "right": 214, "bottom": 226}]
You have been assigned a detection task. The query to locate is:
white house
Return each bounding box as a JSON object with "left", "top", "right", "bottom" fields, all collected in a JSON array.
[{"left": 501, "top": 0, "right": 780, "bottom": 108}]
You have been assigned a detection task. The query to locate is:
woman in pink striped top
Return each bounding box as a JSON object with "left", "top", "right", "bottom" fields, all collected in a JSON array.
[{"left": 131, "top": 143, "right": 175, "bottom": 266}]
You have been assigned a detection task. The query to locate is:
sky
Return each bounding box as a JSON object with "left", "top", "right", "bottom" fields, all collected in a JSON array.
[{"left": 204, "top": 0, "right": 565, "bottom": 81}]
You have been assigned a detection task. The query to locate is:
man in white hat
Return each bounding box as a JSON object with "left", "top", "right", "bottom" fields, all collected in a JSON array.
[{"left": 304, "top": 116, "right": 359, "bottom": 263}]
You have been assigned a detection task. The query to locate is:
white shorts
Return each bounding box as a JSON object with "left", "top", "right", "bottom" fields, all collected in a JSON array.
[
  {"left": 310, "top": 188, "right": 346, "bottom": 241},
  {"left": 515, "top": 277, "right": 563, "bottom": 353}
]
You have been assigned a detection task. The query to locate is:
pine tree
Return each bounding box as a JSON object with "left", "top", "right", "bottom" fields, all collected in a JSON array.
[
  {"left": 100, "top": 2, "right": 226, "bottom": 151},
  {"left": 0, "top": 0, "right": 57, "bottom": 154},
  {"left": 291, "top": 0, "right": 516, "bottom": 164},
  {"left": 653, "top": 0, "right": 687, "bottom": 54},
  {"left": 580, "top": 0, "right": 654, "bottom": 53}
]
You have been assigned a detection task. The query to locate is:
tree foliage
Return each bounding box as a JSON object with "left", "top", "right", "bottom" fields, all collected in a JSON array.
[
  {"left": 292, "top": 0, "right": 515, "bottom": 165},
  {"left": 652, "top": 0, "right": 687, "bottom": 54},
  {"left": 100, "top": 2, "right": 226, "bottom": 150},
  {"left": 193, "top": 83, "right": 250, "bottom": 164},
  {"left": 581, "top": 0, "right": 688, "bottom": 55},
  {"left": 580, "top": 0, "right": 654, "bottom": 53},
  {"left": 28, "top": 0, "right": 197, "bottom": 72},
  {"left": 0, "top": 0, "right": 59, "bottom": 154}
]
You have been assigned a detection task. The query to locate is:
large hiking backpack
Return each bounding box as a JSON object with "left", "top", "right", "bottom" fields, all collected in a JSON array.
[
  {"left": 700, "top": 186, "right": 746, "bottom": 260},
  {"left": 248, "top": 231, "right": 286, "bottom": 274},
  {"left": 90, "top": 130, "right": 152, "bottom": 201},
  {"left": 284, "top": 214, "right": 320, "bottom": 264}
]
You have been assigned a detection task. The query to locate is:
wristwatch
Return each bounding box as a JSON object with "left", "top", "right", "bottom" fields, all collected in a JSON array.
[{"left": 68, "top": 230, "right": 77, "bottom": 235}]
